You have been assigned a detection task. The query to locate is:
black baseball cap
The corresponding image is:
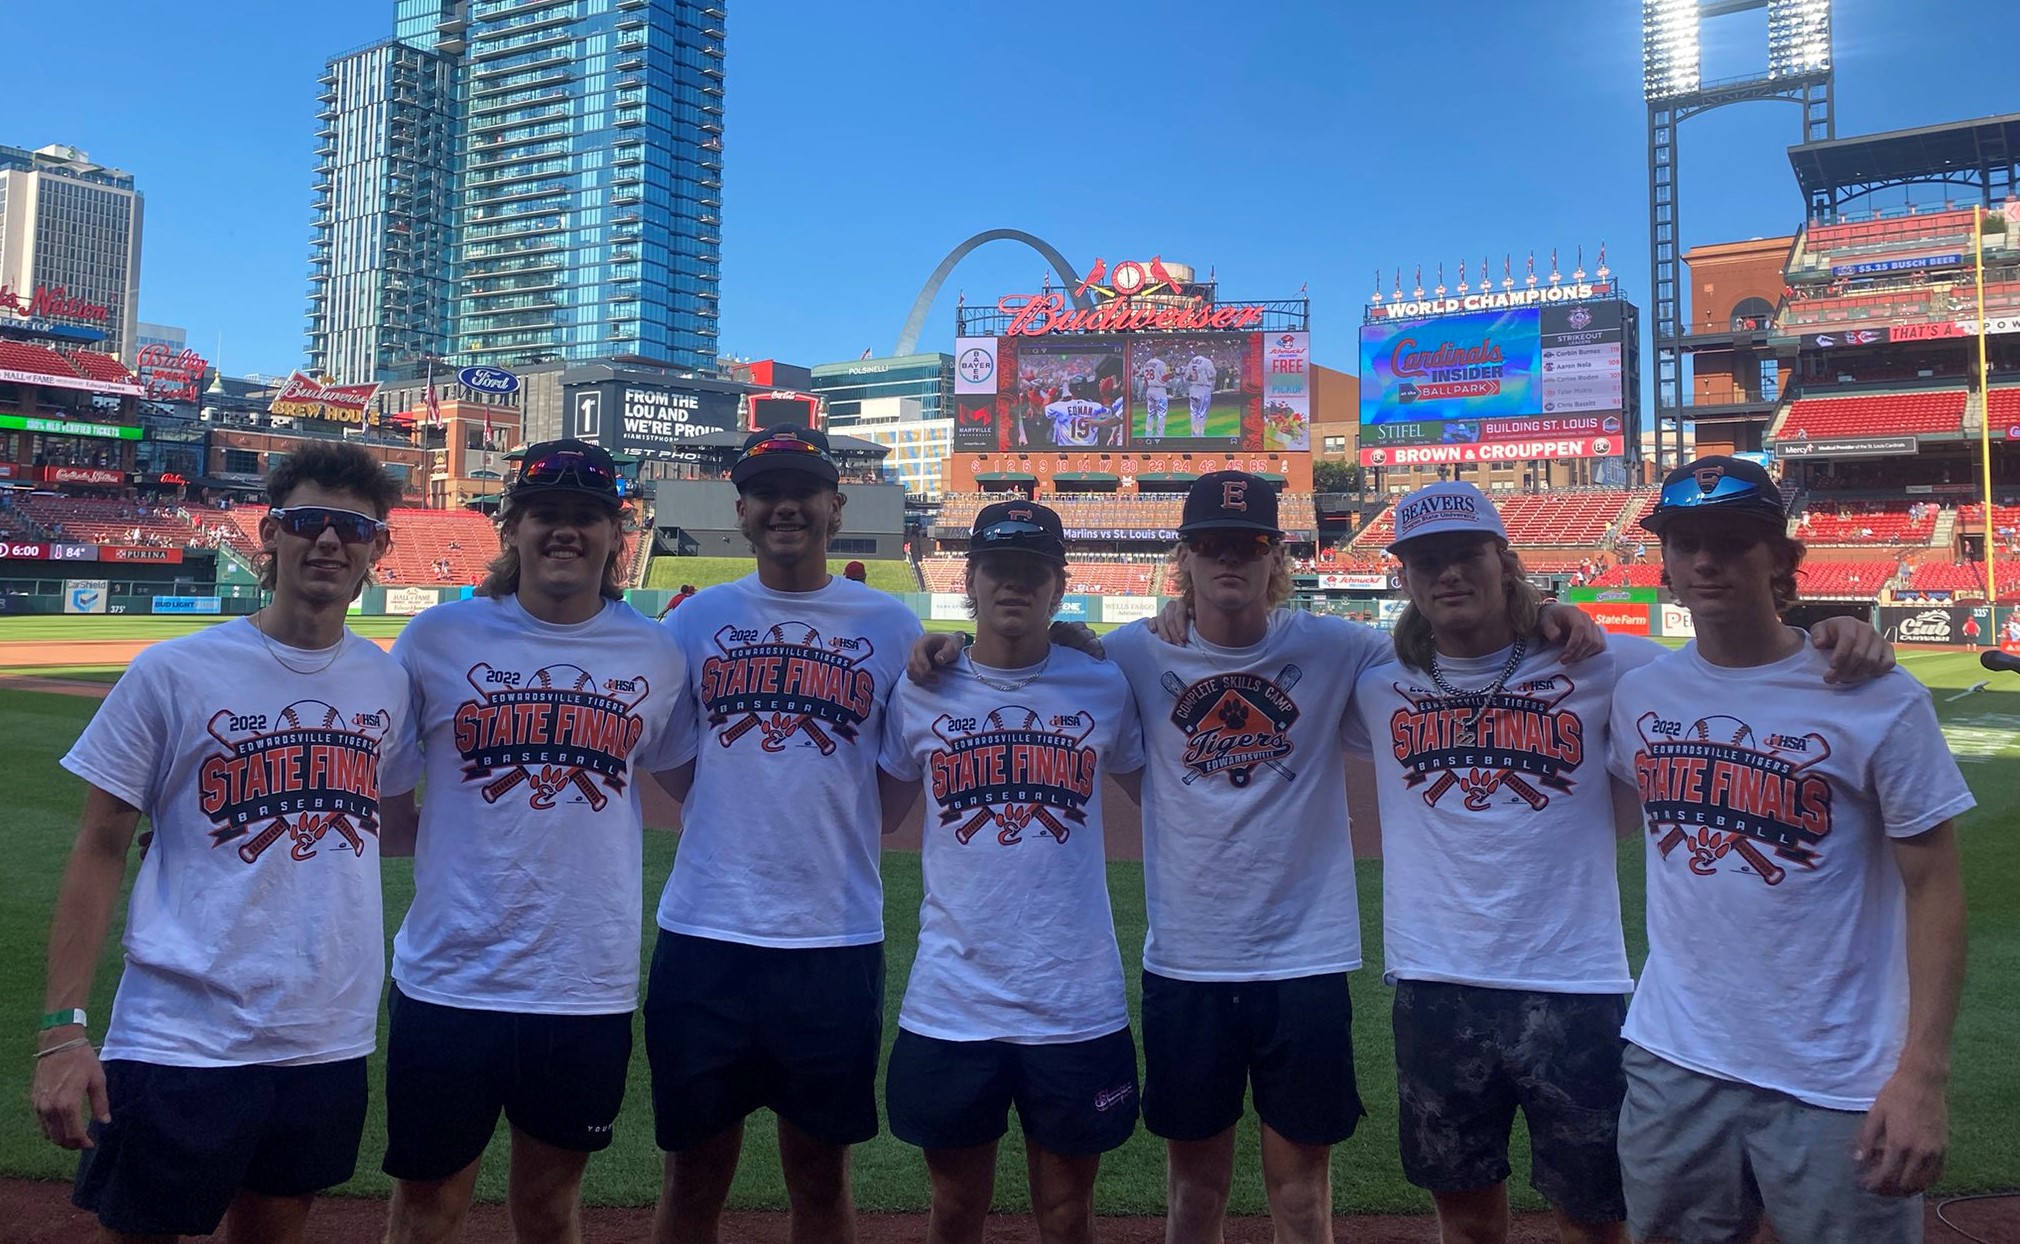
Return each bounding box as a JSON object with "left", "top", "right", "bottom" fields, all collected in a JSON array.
[
  {"left": 731, "top": 423, "right": 839, "bottom": 489},
  {"left": 970, "top": 500, "right": 1067, "bottom": 566},
  {"left": 1179, "top": 470, "right": 1283, "bottom": 537},
  {"left": 1642, "top": 455, "right": 1787, "bottom": 534},
  {"left": 508, "top": 439, "right": 622, "bottom": 508}
]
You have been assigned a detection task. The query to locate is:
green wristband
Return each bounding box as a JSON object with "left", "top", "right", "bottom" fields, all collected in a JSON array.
[{"left": 38, "top": 1009, "right": 86, "bottom": 1032}]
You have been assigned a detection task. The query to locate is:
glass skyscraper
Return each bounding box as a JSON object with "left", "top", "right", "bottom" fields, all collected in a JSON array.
[{"left": 307, "top": 0, "right": 725, "bottom": 383}]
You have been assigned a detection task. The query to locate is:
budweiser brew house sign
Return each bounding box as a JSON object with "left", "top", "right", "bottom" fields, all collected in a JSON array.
[{"left": 268, "top": 371, "right": 381, "bottom": 427}]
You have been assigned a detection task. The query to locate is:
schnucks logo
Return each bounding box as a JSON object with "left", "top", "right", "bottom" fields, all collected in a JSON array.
[{"left": 457, "top": 365, "right": 520, "bottom": 395}]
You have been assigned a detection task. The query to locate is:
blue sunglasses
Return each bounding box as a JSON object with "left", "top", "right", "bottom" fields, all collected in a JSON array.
[{"left": 1656, "top": 473, "right": 1774, "bottom": 513}]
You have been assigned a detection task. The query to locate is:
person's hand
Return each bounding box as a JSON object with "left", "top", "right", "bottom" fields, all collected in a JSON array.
[
  {"left": 1540, "top": 603, "right": 1607, "bottom": 663},
  {"left": 1810, "top": 616, "right": 1896, "bottom": 684},
  {"left": 31, "top": 1042, "right": 108, "bottom": 1150},
  {"left": 908, "top": 632, "right": 964, "bottom": 687},
  {"left": 1147, "top": 598, "right": 1190, "bottom": 647},
  {"left": 1049, "top": 621, "right": 1104, "bottom": 659},
  {"left": 1854, "top": 1067, "right": 1948, "bottom": 1196}
]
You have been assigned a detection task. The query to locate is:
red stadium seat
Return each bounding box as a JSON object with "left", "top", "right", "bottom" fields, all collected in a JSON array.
[{"left": 1775, "top": 391, "right": 1966, "bottom": 441}]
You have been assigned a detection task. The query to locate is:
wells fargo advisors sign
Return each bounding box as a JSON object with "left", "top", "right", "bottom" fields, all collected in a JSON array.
[{"left": 268, "top": 371, "right": 380, "bottom": 426}]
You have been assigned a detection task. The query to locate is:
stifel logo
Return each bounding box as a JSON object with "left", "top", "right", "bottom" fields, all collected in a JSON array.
[
  {"left": 1164, "top": 664, "right": 1301, "bottom": 787},
  {"left": 1388, "top": 672, "right": 1582, "bottom": 811},
  {"left": 452, "top": 663, "right": 650, "bottom": 810},
  {"left": 1631, "top": 713, "right": 1833, "bottom": 887},
  {"left": 700, "top": 622, "right": 876, "bottom": 754},
  {"left": 926, "top": 705, "right": 1098, "bottom": 847},
  {"left": 199, "top": 701, "right": 389, "bottom": 864}
]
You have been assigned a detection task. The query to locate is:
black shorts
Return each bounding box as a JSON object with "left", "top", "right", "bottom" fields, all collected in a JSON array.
[
  {"left": 1393, "top": 980, "right": 1627, "bottom": 1225},
  {"left": 72, "top": 1056, "right": 366, "bottom": 1237},
  {"left": 382, "top": 985, "right": 633, "bottom": 1182},
  {"left": 886, "top": 1027, "right": 1139, "bottom": 1157},
  {"left": 1140, "top": 969, "right": 1365, "bottom": 1146},
  {"left": 644, "top": 929, "right": 884, "bottom": 1151}
]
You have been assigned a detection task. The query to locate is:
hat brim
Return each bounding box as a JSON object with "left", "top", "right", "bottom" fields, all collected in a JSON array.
[
  {"left": 968, "top": 542, "right": 1067, "bottom": 567},
  {"left": 731, "top": 455, "right": 839, "bottom": 488},
  {"left": 1177, "top": 518, "right": 1284, "bottom": 537},
  {"left": 1640, "top": 505, "right": 1785, "bottom": 535},
  {"left": 1386, "top": 528, "right": 1509, "bottom": 555},
  {"left": 505, "top": 482, "right": 622, "bottom": 509}
]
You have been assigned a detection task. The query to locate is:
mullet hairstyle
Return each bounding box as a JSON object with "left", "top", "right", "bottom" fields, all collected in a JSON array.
[
  {"left": 1163, "top": 539, "right": 1295, "bottom": 611},
  {"left": 477, "top": 495, "right": 632, "bottom": 602},
  {"left": 256, "top": 441, "right": 404, "bottom": 593},
  {"left": 1659, "top": 530, "right": 1807, "bottom": 614},
  {"left": 1392, "top": 544, "right": 1545, "bottom": 672}
]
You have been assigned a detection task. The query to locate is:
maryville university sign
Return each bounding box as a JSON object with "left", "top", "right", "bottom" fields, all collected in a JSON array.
[
  {"left": 995, "top": 256, "right": 1270, "bottom": 337},
  {"left": 0, "top": 283, "right": 111, "bottom": 324}
]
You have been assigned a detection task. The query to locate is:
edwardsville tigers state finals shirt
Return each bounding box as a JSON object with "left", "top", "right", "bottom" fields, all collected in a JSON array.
[
  {"left": 1106, "top": 610, "right": 1391, "bottom": 982},
  {"left": 1609, "top": 635, "right": 1976, "bottom": 1110},
  {"left": 663, "top": 574, "right": 922, "bottom": 948},
  {"left": 1345, "top": 638, "right": 1664, "bottom": 995},
  {"left": 61, "top": 620, "right": 418, "bottom": 1067},
  {"left": 392, "top": 595, "right": 695, "bottom": 1014},
  {"left": 881, "top": 647, "right": 1144, "bottom": 1043}
]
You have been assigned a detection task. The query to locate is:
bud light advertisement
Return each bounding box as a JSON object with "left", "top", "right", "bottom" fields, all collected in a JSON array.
[{"left": 1360, "top": 308, "right": 1539, "bottom": 427}]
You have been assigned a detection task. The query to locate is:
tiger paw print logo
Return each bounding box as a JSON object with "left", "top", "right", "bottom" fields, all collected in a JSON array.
[
  {"left": 452, "top": 663, "right": 650, "bottom": 810},
  {"left": 699, "top": 621, "right": 878, "bottom": 753},
  {"left": 199, "top": 700, "right": 391, "bottom": 864},
  {"left": 1631, "top": 713, "right": 1834, "bottom": 887},
  {"left": 926, "top": 705, "right": 1099, "bottom": 847}
]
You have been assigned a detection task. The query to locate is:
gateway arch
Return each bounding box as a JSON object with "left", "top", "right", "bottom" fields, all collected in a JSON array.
[{"left": 893, "top": 229, "right": 1093, "bottom": 356}]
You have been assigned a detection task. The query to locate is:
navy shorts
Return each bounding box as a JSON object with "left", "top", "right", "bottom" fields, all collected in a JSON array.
[
  {"left": 1393, "top": 980, "right": 1627, "bottom": 1224},
  {"left": 644, "top": 930, "right": 884, "bottom": 1151},
  {"left": 1140, "top": 969, "right": 1365, "bottom": 1146},
  {"left": 382, "top": 985, "right": 633, "bottom": 1182},
  {"left": 72, "top": 1056, "right": 367, "bottom": 1237},
  {"left": 886, "top": 1027, "right": 1139, "bottom": 1156}
]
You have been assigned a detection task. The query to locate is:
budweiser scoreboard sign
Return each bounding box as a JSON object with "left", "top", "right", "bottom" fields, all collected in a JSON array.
[{"left": 268, "top": 371, "right": 380, "bottom": 426}]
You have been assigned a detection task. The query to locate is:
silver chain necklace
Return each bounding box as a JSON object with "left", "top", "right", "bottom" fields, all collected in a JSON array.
[
  {"left": 250, "top": 611, "right": 346, "bottom": 677},
  {"left": 1428, "top": 638, "right": 1526, "bottom": 745},
  {"left": 966, "top": 650, "right": 1051, "bottom": 694}
]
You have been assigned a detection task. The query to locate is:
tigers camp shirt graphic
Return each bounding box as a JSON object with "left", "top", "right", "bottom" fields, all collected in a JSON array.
[
  {"left": 1387, "top": 670, "right": 1585, "bottom": 812},
  {"left": 925, "top": 705, "right": 1100, "bottom": 847},
  {"left": 1631, "top": 711, "right": 1834, "bottom": 886},
  {"left": 199, "top": 699, "right": 391, "bottom": 864},
  {"left": 1164, "top": 665, "right": 1302, "bottom": 788},
  {"left": 698, "top": 620, "right": 877, "bottom": 754},
  {"left": 451, "top": 661, "right": 651, "bottom": 809}
]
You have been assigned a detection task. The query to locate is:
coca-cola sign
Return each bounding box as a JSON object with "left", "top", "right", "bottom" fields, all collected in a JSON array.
[
  {"left": 0, "top": 282, "right": 110, "bottom": 324},
  {"left": 136, "top": 344, "right": 210, "bottom": 403}
]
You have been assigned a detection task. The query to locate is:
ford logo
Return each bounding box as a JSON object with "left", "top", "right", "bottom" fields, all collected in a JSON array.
[{"left": 457, "top": 366, "right": 520, "bottom": 395}]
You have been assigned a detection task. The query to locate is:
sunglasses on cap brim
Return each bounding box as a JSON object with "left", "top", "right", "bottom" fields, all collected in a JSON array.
[
  {"left": 739, "top": 436, "right": 832, "bottom": 464},
  {"left": 517, "top": 449, "right": 617, "bottom": 491},
  {"left": 1184, "top": 531, "right": 1280, "bottom": 558},
  {"left": 1654, "top": 473, "right": 1781, "bottom": 518},
  {"left": 268, "top": 506, "right": 388, "bottom": 544},
  {"left": 974, "top": 519, "right": 1053, "bottom": 543}
]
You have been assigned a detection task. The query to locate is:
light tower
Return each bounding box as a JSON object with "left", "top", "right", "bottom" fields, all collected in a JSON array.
[{"left": 1643, "top": 0, "right": 1834, "bottom": 476}]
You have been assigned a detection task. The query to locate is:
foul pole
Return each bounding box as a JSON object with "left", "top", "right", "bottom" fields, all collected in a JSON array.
[{"left": 1978, "top": 206, "right": 1998, "bottom": 603}]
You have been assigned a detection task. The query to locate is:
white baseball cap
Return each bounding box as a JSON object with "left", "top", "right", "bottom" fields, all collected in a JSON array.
[{"left": 1386, "top": 481, "right": 1510, "bottom": 553}]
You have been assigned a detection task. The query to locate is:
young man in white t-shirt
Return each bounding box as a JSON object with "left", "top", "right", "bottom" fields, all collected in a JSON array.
[
  {"left": 378, "top": 439, "right": 696, "bottom": 1244},
  {"left": 33, "top": 443, "right": 419, "bottom": 1243},
  {"left": 649, "top": 424, "right": 923, "bottom": 1244},
  {"left": 1344, "top": 481, "right": 1894, "bottom": 1244},
  {"left": 1609, "top": 456, "right": 1973, "bottom": 1244},
  {"left": 879, "top": 500, "right": 1145, "bottom": 1244}
]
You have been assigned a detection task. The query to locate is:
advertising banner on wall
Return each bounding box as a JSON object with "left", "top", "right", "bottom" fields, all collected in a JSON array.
[
  {"left": 151, "top": 596, "right": 222, "bottom": 615},
  {"left": 268, "top": 371, "right": 380, "bottom": 426},
  {"left": 1099, "top": 597, "right": 1160, "bottom": 623},
  {"left": 1260, "top": 332, "right": 1311, "bottom": 452},
  {"left": 928, "top": 592, "right": 969, "bottom": 621},
  {"left": 1574, "top": 601, "right": 1652, "bottom": 636},
  {"left": 954, "top": 338, "right": 998, "bottom": 395},
  {"left": 63, "top": 579, "right": 109, "bottom": 614},
  {"left": 384, "top": 587, "right": 442, "bottom": 616},
  {"left": 1879, "top": 605, "right": 1992, "bottom": 646},
  {"left": 564, "top": 381, "right": 742, "bottom": 461},
  {"left": 1659, "top": 603, "right": 1696, "bottom": 638}
]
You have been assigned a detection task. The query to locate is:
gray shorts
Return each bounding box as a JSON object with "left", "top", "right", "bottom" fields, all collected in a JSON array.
[{"left": 1618, "top": 1044, "right": 1922, "bottom": 1244}]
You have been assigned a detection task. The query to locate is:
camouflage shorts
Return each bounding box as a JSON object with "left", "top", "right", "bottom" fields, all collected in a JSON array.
[{"left": 1392, "top": 980, "right": 1627, "bottom": 1224}]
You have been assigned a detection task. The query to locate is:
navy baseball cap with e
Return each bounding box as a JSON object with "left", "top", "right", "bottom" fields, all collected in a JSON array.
[
  {"left": 970, "top": 500, "right": 1067, "bottom": 566},
  {"left": 1179, "top": 471, "right": 1283, "bottom": 537},
  {"left": 731, "top": 423, "right": 839, "bottom": 489},
  {"left": 509, "top": 439, "right": 622, "bottom": 508},
  {"left": 1642, "top": 456, "right": 1786, "bottom": 534}
]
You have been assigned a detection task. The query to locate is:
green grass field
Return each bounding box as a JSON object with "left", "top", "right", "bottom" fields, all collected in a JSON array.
[
  {"left": 1131, "top": 394, "right": 1244, "bottom": 443},
  {"left": 644, "top": 556, "right": 919, "bottom": 594},
  {"left": 0, "top": 649, "right": 2013, "bottom": 1213}
]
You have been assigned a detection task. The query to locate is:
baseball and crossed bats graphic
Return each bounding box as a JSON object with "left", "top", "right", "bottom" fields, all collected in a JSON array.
[
  {"left": 933, "top": 708, "right": 1096, "bottom": 845},
  {"left": 1643, "top": 720, "right": 1831, "bottom": 886},
  {"left": 711, "top": 625, "right": 874, "bottom": 756},
  {"left": 467, "top": 664, "right": 649, "bottom": 811},
  {"left": 205, "top": 708, "right": 366, "bottom": 863},
  {"left": 1160, "top": 664, "right": 1301, "bottom": 786},
  {"left": 1404, "top": 673, "right": 1574, "bottom": 810}
]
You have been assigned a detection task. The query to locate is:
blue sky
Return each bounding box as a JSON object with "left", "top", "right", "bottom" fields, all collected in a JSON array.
[{"left": 3, "top": 0, "right": 2013, "bottom": 377}]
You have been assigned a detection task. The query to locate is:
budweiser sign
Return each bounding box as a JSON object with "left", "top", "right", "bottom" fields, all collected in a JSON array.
[
  {"left": 136, "top": 344, "right": 210, "bottom": 403},
  {"left": 0, "top": 283, "right": 111, "bottom": 324},
  {"left": 268, "top": 370, "right": 380, "bottom": 426},
  {"left": 996, "top": 292, "right": 1266, "bottom": 337}
]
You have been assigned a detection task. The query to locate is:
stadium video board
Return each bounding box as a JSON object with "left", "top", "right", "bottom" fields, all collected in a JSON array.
[
  {"left": 1357, "top": 302, "right": 1625, "bottom": 467},
  {"left": 951, "top": 332, "right": 1309, "bottom": 455}
]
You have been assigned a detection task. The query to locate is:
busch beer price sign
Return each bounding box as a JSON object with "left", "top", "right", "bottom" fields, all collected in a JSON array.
[{"left": 994, "top": 255, "right": 1270, "bottom": 337}]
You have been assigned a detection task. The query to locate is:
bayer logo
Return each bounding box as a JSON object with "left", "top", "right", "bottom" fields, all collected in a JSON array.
[{"left": 957, "top": 347, "right": 994, "bottom": 386}]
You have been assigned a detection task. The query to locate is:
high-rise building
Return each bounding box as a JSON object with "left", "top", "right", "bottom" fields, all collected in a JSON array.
[
  {"left": 0, "top": 143, "right": 144, "bottom": 361},
  {"left": 305, "top": 0, "right": 727, "bottom": 383}
]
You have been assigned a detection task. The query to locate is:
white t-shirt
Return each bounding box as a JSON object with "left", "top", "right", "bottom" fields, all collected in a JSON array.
[
  {"left": 391, "top": 595, "right": 696, "bottom": 1014},
  {"left": 1345, "top": 637, "right": 1665, "bottom": 994},
  {"left": 662, "top": 574, "right": 922, "bottom": 947},
  {"left": 882, "top": 647, "right": 1144, "bottom": 1042},
  {"left": 60, "top": 620, "right": 418, "bottom": 1067},
  {"left": 1185, "top": 356, "right": 1217, "bottom": 391},
  {"left": 1106, "top": 610, "right": 1391, "bottom": 981},
  {"left": 1608, "top": 634, "right": 1977, "bottom": 1110}
]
